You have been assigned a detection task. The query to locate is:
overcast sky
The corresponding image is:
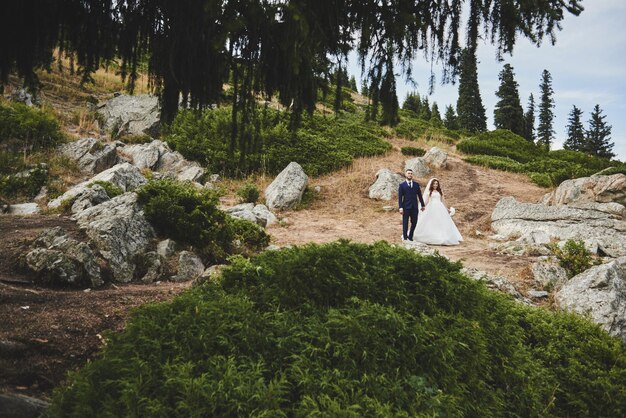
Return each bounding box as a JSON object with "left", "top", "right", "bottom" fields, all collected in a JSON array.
[{"left": 348, "top": 0, "right": 626, "bottom": 161}]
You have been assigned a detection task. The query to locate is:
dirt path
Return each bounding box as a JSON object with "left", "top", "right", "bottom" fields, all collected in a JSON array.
[{"left": 267, "top": 137, "right": 547, "bottom": 282}]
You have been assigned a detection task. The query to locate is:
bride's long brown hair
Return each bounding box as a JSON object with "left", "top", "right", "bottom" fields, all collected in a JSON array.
[{"left": 429, "top": 179, "right": 443, "bottom": 196}]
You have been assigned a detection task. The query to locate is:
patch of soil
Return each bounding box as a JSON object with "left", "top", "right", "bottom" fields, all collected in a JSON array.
[{"left": 0, "top": 215, "right": 191, "bottom": 399}]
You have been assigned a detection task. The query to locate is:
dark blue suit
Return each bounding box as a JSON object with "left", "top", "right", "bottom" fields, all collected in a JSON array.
[{"left": 398, "top": 180, "right": 425, "bottom": 240}]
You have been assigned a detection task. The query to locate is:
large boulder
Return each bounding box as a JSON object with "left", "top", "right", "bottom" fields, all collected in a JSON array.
[
  {"left": 70, "top": 184, "right": 110, "bottom": 214},
  {"left": 556, "top": 257, "right": 626, "bottom": 342},
  {"left": 531, "top": 258, "right": 569, "bottom": 291},
  {"left": 404, "top": 157, "right": 431, "bottom": 177},
  {"left": 97, "top": 94, "right": 160, "bottom": 137},
  {"left": 252, "top": 204, "right": 278, "bottom": 226},
  {"left": 423, "top": 147, "right": 448, "bottom": 169},
  {"left": 541, "top": 174, "right": 626, "bottom": 206},
  {"left": 25, "top": 227, "right": 103, "bottom": 287},
  {"left": 73, "top": 193, "right": 155, "bottom": 282},
  {"left": 173, "top": 251, "right": 205, "bottom": 282},
  {"left": 58, "top": 137, "right": 118, "bottom": 175},
  {"left": 224, "top": 203, "right": 277, "bottom": 227},
  {"left": 491, "top": 197, "right": 626, "bottom": 257},
  {"left": 7, "top": 203, "right": 40, "bottom": 215},
  {"left": 368, "top": 168, "right": 404, "bottom": 201},
  {"left": 265, "top": 162, "right": 308, "bottom": 210},
  {"left": 48, "top": 163, "right": 146, "bottom": 209},
  {"left": 0, "top": 393, "right": 49, "bottom": 418}
]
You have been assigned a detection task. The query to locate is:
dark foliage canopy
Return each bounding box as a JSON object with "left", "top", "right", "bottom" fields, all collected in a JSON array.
[{"left": 494, "top": 63, "right": 524, "bottom": 136}]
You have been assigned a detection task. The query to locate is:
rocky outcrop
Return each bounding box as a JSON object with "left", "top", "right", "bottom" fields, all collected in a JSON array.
[
  {"left": 532, "top": 258, "right": 569, "bottom": 290},
  {"left": 48, "top": 163, "right": 146, "bottom": 209},
  {"left": 157, "top": 239, "right": 176, "bottom": 258},
  {"left": 368, "top": 169, "right": 404, "bottom": 201},
  {"left": 73, "top": 193, "right": 155, "bottom": 282},
  {"left": 97, "top": 94, "right": 160, "bottom": 137},
  {"left": 461, "top": 267, "right": 531, "bottom": 305},
  {"left": 404, "top": 157, "right": 431, "bottom": 177},
  {"left": 556, "top": 257, "right": 626, "bottom": 342},
  {"left": 70, "top": 184, "right": 110, "bottom": 214},
  {"left": 58, "top": 137, "right": 118, "bottom": 175},
  {"left": 265, "top": 162, "right": 308, "bottom": 210},
  {"left": 7, "top": 203, "right": 40, "bottom": 215},
  {"left": 541, "top": 174, "right": 626, "bottom": 206},
  {"left": 118, "top": 140, "right": 205, "bottom": 182},
  {"left": 138, "top": 251, "right": 162, "bottom": 283},
  {"left": 25, "top": 227, "right": 103, "bottom": 287},
  {"left": 423, "top": 147, "right": 448, "bottom": 169},
  {"left": 224, "top": 203, "right": 277, "bottom": 227},
  {"left": 491, "top": 197, "right": 626, "bottom": 257}
]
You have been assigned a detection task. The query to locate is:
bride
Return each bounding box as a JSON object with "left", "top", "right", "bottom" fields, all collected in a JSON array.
[{"left": 413, "top": 178, "right": 463, "bottom": 245}]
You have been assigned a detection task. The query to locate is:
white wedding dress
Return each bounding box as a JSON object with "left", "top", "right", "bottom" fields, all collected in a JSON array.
[{"left": 414, "top": 191, "right": 463, "bottom": 245}]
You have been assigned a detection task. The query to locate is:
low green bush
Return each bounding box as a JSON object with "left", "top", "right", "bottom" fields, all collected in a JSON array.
[
  {"left": 236, "top": 182, "right": 260, "bottom": 204},
  {"left": 457, "top": 130, "right": 542, "bottom": 163},
  {"left": 550, "top": 239, "right": 599, "bottom": 277},
  {"left": 0, "top": 163, "right": 48, "bottom": 198},
  {"left": 0, "top": 100, "right": 64, "bottom": 150},
  {"left": 547, "top": 149, "right": 618, "bottom": 172},
  {"left": 88, "top": 180, "right": 123, "bottom": 198},
  {"left": 527, "top": 172, "right": 553, "bottom": 188},
  {"left": 226, "top": 217, "right": 270, "bottom": 253},
  {"left": 136, "top": 179, "right": 269, "bottom": 261},
  {"left": 597, "top": 165, "right": 626, "bottom": 176},
  {"left": 463, "top": 155, "right": 525, "bottom": 172},
  {"left": 49, "top": 241, "right": 626, "bottom": 417},
  {"left": 400, "top": 146, "right": 426, "bottom": 156}
]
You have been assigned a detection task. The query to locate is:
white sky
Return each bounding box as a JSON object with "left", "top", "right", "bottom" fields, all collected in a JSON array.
[{"left": 348, "top": 0, "right": 626, "bottom": 161}]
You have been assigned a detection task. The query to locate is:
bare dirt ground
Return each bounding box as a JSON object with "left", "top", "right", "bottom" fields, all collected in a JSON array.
[{"left": 268, "top": 136, "right": 547, "bottom": 282}]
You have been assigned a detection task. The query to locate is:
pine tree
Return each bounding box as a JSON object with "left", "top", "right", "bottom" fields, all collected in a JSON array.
[
  {"left": 584, "top": 104, "right": 615, "bottom": 159},
  {"left": 431, "top": 102, "right": 443, "bottom": 126},
  {"left": 523, "top": 94, "right": 535, "bottom": 142},
  {"left": 443, "top": 105, "right": 459, "bottom": 130},
  {"left": 402, "top": 91, "right": 421, "bottom": 114},
  {"left": 420, "top": 96, "right": 432, "bottom": 120},
  {"left": 456, "top": 48, "right": 487, "bottom": 132},
  {"left": 349, "top": 75, "right": 358, "bottom": 92},
  {"left": 361, "top": 80, "right": 369, "bottom": 97},
  {"left": 563, "top": 105, "right": 585, "bottom": 151},
  {"left": 493, "top": 64, "right": 525, "bottom": 136},
  {"left": 537, "top": 69, "right": 555, "bottom": 150},
  {"left": 379, "top": 64, "right": 400, "bottom": 126}
]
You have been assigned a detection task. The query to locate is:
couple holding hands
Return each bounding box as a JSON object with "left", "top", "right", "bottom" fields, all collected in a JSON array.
[{"left": 398, "top": 169, "right": 463, "bottom": 246}]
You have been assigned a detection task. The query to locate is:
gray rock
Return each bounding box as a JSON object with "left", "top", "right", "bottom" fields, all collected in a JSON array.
[
  {"left": 402, "top": 240, "right": 448, "bottom": 258},
  {"left": 265, "top": 245, "right": 282, "bottom": 251},
  {"left": 0, "top": 393, "right": 49, "bottom": 418},
  {"left": 27, "top": 227, "right": 103, "bottom": 287},
  {"left": 139, "top": 251, "right": 162, "bottom": 283},
  {"left": 252, "top": 204, "right": 278, "bottom": 227},
  {"left": 209, "top": 174, "right": 220, "bottom": 183},
  {"left": 157, "top": 239, "right": 177, "bottom": 258},
  {"left": 461, "top": 267, "right": 532, "bottom": 305},
  {"left": 73, "top": 193, "right": 154, "bottom": 282},
  {"left": 176, "top": 165, "right": 205, "bottom": 182},
  {"left": 556, "top": 257, "right": 626, "bottom": 342},
  {"left": 7, "top": 203, "right": 39, "bottom": 215},
  {"left": 97, "top": 94, "right": 160, "bottom": 137},
  {"left": 59, "top": 138, "right": 118, "bottom": 174},
  {"left": 491, "top": 197, "right": 626, "bottom": 257},
  {"left": 541, "top": 174, "right": 626, "bottom": 206},
  {"left": 265, "top": 162, "right": 308, "bottom": 210},
  {"left": 48, "top": 163, "right": 146, "bottom": 209},
  {"left": 10, "top": 87, "right": 35, "bottom": 106},
  {"left": 174, "top": 251, "right": 205, "bottom": 282},
  {"left": 532, "top": 259, "right": 569, "bottom": 290},
  {"left": 404, "top": 157, "right": 431, "bottom": 178},
  {"left": 423, "top": 147, "right": 448, "bottom": 169},
  {"left": 118, "top": 140, "right": 162, "bottom": 170},
  {"left": 33, "top": 186, "right": 48, "bottom": 204},
  {"left": 368, "top": 169, "right": 404, "bottom": 201},
  {"left": 193, "top": 264, "right": 226, "bottom": 286},
  {"left": 70, "top": 184, "right": 110, "bottom": 214},
  {"left": 225, "top": 203, "right": 259, "bottom": 224},
  {"left": 528, "top": 290, "right": 549, "bottom": 299}
]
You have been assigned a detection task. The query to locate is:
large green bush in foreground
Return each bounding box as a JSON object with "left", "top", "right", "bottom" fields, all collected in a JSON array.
[
  {"left": 49, "top": 242, "right": 626, "bottom": 417},
  {"left": 0, "top": 100, "right": 63, "bottom": 149}
]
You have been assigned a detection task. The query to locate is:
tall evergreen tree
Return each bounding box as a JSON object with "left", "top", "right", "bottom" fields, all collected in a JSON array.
[
  {"left": 456, "top": 48, "right": 487, "bottom": 132},
  {"left": 537, "top": 69, "right": 555, "bottom": 150},
  {"left": 402, "top": 91, "right": 421, "bottom": 114},
  {"left": 349, "top": 75, "right": 358, "bottom": 92},
  {"left": 493, "top": 64, "right": 525, "bottom": 136},
  {"left": 360, "top": 80, "right": 369, "bottom": 97},
  {"left": 431, "top": 102, "right": 442, "bottom": 126},
  {"left": 585, "top": 104, "right": 615, "bottom": 159},
  {"left": 523, "top": 94, "right": 535, "bottom": 142},
  {"left": 563, "top": 105, "right": 585, "bottom": 151},
  {"left": 379, "top": 63, "right": 400, "bottom": 126},
  {"left": 443, "top": 105, "right": 459, "bottom": 130},
  {"left": 420, "top": 96, "right": 432, "bottom": 120}
]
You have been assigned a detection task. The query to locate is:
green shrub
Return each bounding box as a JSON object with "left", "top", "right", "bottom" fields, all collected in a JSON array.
[
  {"left": 136, "top": 179, "right": 268, "bottom": 261},
  {"left": 457, "top": 130, "right": 543, "bottom": 163},
  {"left": 596, "top": 165, "right": 626, "bottom": 176},
  {"left": 0, "top": 163, "right": 48, "bottom": 198},
  {"left": 49, "top": 241, "right": 626, "bottom": 417},
  {"left": 235, "top": 182, "right": 260, "bottom": 204},
  {"left": 464, "top": 155, "right": 525, "bottom": 172},
  {"left": 393, "top": 115, "right": 430, "bottom": 140},
  {"left": 547, "top": 149, "right": 621, "bottom": 172},
  {"left": 528, "top": 172, "right": 553, "bottom": 188},
  {"left": 550, "top": 239, "right": 598, "bottom": 277},
  {"left": 88, "top": 180, "right": 123, "bottom": 198},
  {"left": 0, "top": 101, "right": 64, "bottom": 150},
  {"left": 400, "top": 146, "right": 426, "bottom": 156}
]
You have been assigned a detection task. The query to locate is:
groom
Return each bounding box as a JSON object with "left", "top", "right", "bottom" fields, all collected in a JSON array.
[{"left": 398, "top": 169, "right": 425, "bottom": 241}]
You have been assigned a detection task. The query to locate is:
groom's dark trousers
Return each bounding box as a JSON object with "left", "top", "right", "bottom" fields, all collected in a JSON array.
[{"left": 398, "top": 181, "right": 425, "bottom": 240}]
